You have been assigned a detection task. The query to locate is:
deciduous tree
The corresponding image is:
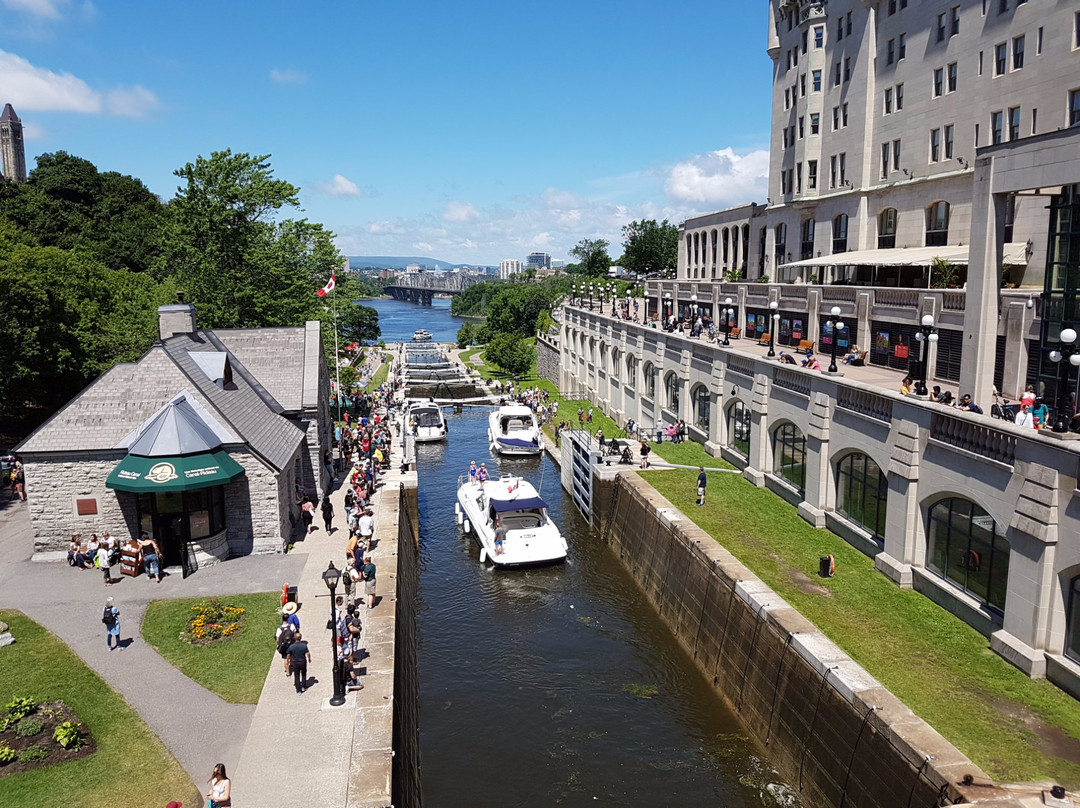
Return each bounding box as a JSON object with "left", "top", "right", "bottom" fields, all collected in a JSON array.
[
  {"left": 568, "top": 238, "right": 611, "bottom": 277},
  {"left": 620, "top": 219, "right": 679, "bottom": 278}
]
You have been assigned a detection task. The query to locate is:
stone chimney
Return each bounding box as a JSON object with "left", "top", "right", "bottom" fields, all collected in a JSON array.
[{"left": 158, "top": 291, "right": 197, "bottom": 339}]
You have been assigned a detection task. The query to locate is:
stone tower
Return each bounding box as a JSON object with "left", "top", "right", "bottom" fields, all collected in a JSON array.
[{"left": 0, "top": 104, "right": 27, "bottom": 183}]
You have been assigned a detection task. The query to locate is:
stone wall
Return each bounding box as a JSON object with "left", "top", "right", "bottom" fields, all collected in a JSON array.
[
  {"left": 536, "top": 333, "right": 560, "bottom": 385},
  {"left": 393, "top": 479, "right": 421, "bottom": 808},
  {"left": 601, "top": 473, "right": 1014, "bottom": 808},
  {"left": 225, "top": 449, "right": 287, "bottom": 557}
]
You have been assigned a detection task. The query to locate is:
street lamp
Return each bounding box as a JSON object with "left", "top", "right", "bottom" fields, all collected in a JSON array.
[
  {"left": 598, "top": 283, "right": 605, "bottom": 314},
  {"left": 826, "top": 306, "right": 847, "bottom": 373},
  {"left": 625, "top": 290, "right": 631, "bottom": 320},
  {"left": 321, "top": 560, "right": 346, "bottom": 706},
  {"left": 664, "top": 292, "right": 672, "bottom": 325},
  {"left": 722, "top": 297, "right": 734, "bottom": 346},
  {"left": 588, "top": 284, "right": 594, "bottom": 311},
  {"left": 767, "top": 300, "right": 779, "bottom": 358},
  {"left": 913, "top": 314, "right": 938, "bottom": 396},
  {"left": 1048, "top": 328, "right": 1080, "bottom": 432}
]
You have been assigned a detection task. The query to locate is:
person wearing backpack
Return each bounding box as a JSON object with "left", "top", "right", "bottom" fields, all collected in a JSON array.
[
  {"left": 102, "top": 597, "right": 121, "bottom": 651},
  {"left": 275, "top": 616, "right": 296, "bottom": 676}
]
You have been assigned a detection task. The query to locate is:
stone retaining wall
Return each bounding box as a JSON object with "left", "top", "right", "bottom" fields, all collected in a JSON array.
[{"left": 536, "top": 333, "right": 560, "bottom": 385}]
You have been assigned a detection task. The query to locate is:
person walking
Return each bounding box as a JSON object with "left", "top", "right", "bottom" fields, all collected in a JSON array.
[
  {"left": 358, "top": 508, "right": 375, "bottom": 553},
  {"left": 138, "top": 532, "right": 162, "bottom": 582},
  {"left": 286, "top": 631, "right": 311, "bottom": 694},
  {"left": 639, "top": 439, "right": 651, "bottom": 469},
  {"left": 696, "top": 467, "right": 707, "bottom": 506},
  {"left": 275, "top": 615, "right": 296, "bottom": 675},
  {"left": 321, "top": 495, "right": 334, "bottom": 533},
  {"left": 206, "top": 763, "right": 232, "bottom": 808},
  {"left": 362, "top": 554, "right": 377, "bottom": 609},
  {"left": 102, "top": 597, "right": 121, "bottom": 651},
  {"left": 301, "top": 499, "right": 315, "bottom": 533},
  {"left": 96, "top": 541, "right": 112, "bottom": 586}
]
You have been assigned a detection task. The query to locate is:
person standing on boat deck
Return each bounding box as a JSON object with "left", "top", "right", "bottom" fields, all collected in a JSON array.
[
  {"left": 477, "top": 463, "right": 489, "bottom": 482},
  {"left": 494, "top": 519, "right": 507, "bottom": 555},
  {"left": 696, "top": 467, "right": 707, "bottom": 506},
  {"left": 469, "top": 460, "right": 477, "bottom": 481}
]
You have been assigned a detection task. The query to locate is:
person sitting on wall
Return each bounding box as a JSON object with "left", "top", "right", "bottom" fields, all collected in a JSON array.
[
  {"left": 958, "top": 394, "right": 983, "bottom": 414},
  {"left": 900, "top": 377, "right": 913, "bottom": 396},
  {"left": 68, "top": 535, "right": 93, "bottom": 569},
  {"left": 778, "top": 351, "right": 797, "bottom": 366},
  {"left": 938, "top": 391, "right": 955, "bottom": 406},
  {"left": 929, "top": 385, "right": 942, "bottom": 403},
  {"left": 801, "top": 353, "right": 821, "bottom": 371}
]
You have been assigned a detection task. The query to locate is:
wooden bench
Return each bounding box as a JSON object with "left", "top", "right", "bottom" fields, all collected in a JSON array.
[
  {"left": 796, "top": 339, "right": 815, "bottom": 354},
  {"left": 757, "top": 333, "right": 772, "bottom": 346},
  {"left": 850, "top": 349, "right": 868, "bottom": 367},
  {"left": 728, "top": 327, "right": 741, "bottom": 340}
]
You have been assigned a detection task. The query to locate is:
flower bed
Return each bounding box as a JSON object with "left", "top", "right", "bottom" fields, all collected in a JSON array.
[
  {"left": 183, "top": 599, "right": 246, "bottom": 644},
  {"left": 0, "top": 698, "right": 95, "bottom": 777}
]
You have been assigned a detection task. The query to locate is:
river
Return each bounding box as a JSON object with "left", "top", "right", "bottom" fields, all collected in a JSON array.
[
  {"left": 415, "top": 406, "right": 797, "bottom": 808},
  {"left": 361, "top": 296, "right": 468, "bottom": 344}
]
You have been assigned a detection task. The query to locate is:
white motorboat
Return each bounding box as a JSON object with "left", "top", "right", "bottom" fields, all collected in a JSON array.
[
  {"left": 455, "top": 474, "right": 567, "bottom": 568},
  {"left": 407, "top": 399, "right": 447, "bottom": 442},
  {"left": 488, "top": 403, "right": 542, "bottom": 456},
  {"left": 412, "top": 329, "right": 433, "bottom": 342}
]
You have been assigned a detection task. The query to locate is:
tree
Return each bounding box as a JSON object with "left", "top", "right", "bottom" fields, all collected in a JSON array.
[
  {"left": 484, "top": 284, "right": 551, "bottom": 339},
  {"left": 484, "top": 333, "right": 535, "bottom": 376},
  {"left": 568, "top": 238, "right": 611, "bottom": 277},
  {"left": 456, "top": 322, "right": 478, "bottom": 349},
  {"left": 339, "top": 302, "right": 381, "bottom": 344},
  {"left": 620, "top": 219, "right": 679, "bottom": 277}
]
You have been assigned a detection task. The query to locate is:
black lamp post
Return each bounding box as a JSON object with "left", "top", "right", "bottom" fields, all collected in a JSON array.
[
  {"left": 913, "top": 314, "right": 938, "bottom": 397},
  {"left": 625, "top": 290, "right": 631, "bottom": 319},
  {"left": 826, "top": 306, "right": 846, "bottom": 373},
  {"left": 767, "top": 300, "right": 779, "bottom": 358},
  {"left": 664, "top": 292, "right": 672, "bottom": 325},
  {"left": 1048, "top": 327, "right": 1080, "bottom": 432},
  {"left": 588, "top": 284, "right": 594, "bottom": 311},
  {"left": 322, "top": 560, "right": 346, "bottom": 706},
  {"left": 722, "top": 296, "right": 734, "bottom": 346}
]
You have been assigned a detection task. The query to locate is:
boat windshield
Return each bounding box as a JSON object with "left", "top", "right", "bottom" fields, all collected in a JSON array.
[
  {"left": 414, "top": 410, "right": 442, "bottom": 427},
  {"left": 500, "top": 416, "right": 534, "bottom": 433}
]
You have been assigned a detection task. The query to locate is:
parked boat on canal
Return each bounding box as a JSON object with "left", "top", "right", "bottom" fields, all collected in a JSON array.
[
  {"left": 407, "top": 398, "right": 448, "bottom": 442},
  {"left": 455, "top": 473, "right": 567, "bottom": 568},
  {"left": 488, "top": 403, "right": 542, "bottom": 456}
]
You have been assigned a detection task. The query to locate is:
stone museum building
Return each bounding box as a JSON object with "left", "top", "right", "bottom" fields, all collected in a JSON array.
[{"left": 16, "top": 298, "right": 332, "bottom": 571}]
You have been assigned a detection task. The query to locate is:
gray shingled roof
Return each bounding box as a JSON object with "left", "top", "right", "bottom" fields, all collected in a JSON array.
[
  {"left": 1, "top": 104, "right": 19, "bottom": 123},
  {"left": 213, "top": 326, "right": 308, "bottom": 411},
  {"left": 120, "top": 391, "right": 230, "bottom": 457}
]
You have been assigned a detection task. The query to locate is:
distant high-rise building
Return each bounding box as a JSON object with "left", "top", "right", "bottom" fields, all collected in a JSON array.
[
  {"left": 0, "top": 104, "right": 27, "bottom": 183},
  {"left": 499, "top": 258, "right": 523, "bottom": 279},
  {"left": 526, "top": 252, "right": 551, "bottom": 271}
]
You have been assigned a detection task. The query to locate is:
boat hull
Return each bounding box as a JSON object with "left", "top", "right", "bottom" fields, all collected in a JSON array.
[{"left": 456, "top": 479, "right": 566, "bottom": 568}]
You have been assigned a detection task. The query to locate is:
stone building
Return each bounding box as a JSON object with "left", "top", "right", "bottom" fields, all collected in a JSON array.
[
  {"left": 16, "top": 299, "right": 332, "bottom": 570},
  {"left": 0, "top": 103, "right": 27, "bottom": 183}
]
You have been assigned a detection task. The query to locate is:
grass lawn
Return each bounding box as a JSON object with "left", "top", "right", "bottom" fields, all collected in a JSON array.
[
  {"left": 649, "top": 439, "right": 733, "bottom": 469},
  {"left": 0, "top": 610, "right": 198, "bottom": 808},
  {"left": 641, "top": 469, "right": 1080, "bottom": 786},
  {"left": 141, "top": 593, "right": 282, "bottom": 704},
  {"left": 363, "top": 354, "right": 391, "bottom": 393}
]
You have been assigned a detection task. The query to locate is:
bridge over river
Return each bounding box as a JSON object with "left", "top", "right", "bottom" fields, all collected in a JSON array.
[{"left": 383, "top": 273, "right": 484, "bottom": 305}]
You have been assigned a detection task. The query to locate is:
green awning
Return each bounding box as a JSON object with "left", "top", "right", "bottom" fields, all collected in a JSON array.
[{"left": 105, "top": 450, "right": 245, "bottom": 493}]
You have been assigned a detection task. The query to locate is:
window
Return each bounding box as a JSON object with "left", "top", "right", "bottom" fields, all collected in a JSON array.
[
  {"left": 844, "top": 57, "right": 850, "bottom": 82},
  {"left": 887, "top": 39, "right": 895, "bottom": 65},
  {"left": 999, "top": 0, "right": 1008, "bottom": 11},
  {"left": 896, "top": 83, "right": 904, "bottom": 110},
  {"left": 839, "top": 152, "right": 847, "bottom": 185},
  {"left": 1066, "top": 576, "right": 1080, "bottom": 665},
  {"left": 783, "top": 128, "right": 789, "bottom": 148},
  {"left": 810, "top": 112, "right": 820, "bottom": 134},
  {"left": 784, "top": 88, "right": 791, "bottom": 110},
  {"left": 944, "top": 124, "right": 955, "bottom": 158},
  {"left": 626, "top": 355, "right": 636, "bottom": 388},
  {"left": 1071, "top": 89, "right": 1080, "bottom": 127},
  {"left": 773, "top": 423, "right": 806, "bottom": 494},
  {"left": 834, "top": 62, "right": 842, "bottom": 86},
  {"left": 1032, "top": 107, "right": 1038, "bottom": 134},
  {"left": 1004, "top": 194, "right": 1016, "bottom": 242},
  {"left": 833, "top": 213, "right": 849, "bottom": 253},
  {"left": 836, "top": 453, "right": 888, "bottom": 541},
  {"left": 693, "top": 385, "right": 710, "bottom": 429},
  {"left": 991, "top": 110, "right": 1004, "bottom": 144},
  {"left": 937, "top": 13, "right": 946, "bottom": 42},
  {"left": 930, "top": 128, "right": 941, "bottom": 162},
  {"left": 893, "top": 139, "right": 901, "bottom": 172},
  {"left": 842, "top": 103, "right": 848, "bottom": 127},
  {"left": 801, "top": 30, "right": 808, "bottom": 54},
  {"left": 846, "top": 12, "right": 852, "bottom": 36},
  {"left": 643, "top": 362, "right": 655, "bottom": 398},
  {"left": 837, "top": 18, "right": 844, "bottom": 41},
  {"left": 800, "top": 218, "right": 815, "bottom": 259},
  {"left": 927, "top": 498, "right": 1009, "bottom": 613},
  {"left": 995, "top": 42, "right": 1007, "bottom": 75},
  {"left": 888, "top": 0, "right": 897, "bottom": 15},
  {"left": 781, "top": 170, "right": 789, "bottom": 195},
  {"left": 1008, "top": 106, "right": 1021, "bottom": 140},
  {"left": 933, "top": 67, "right": 944, "bottom": 97},
  {"left": 727, "top": 401, "right": 751, "bottom": 458},
  {"left": 830, "top": 155, "right": 838, "bottom": 188},
  {"left": 799, "top": 117, "right": 805, "bottom": 139},
  {"left": 832, "top": 106, "right": 839, "bottom": 131},
  {"left": 1038, "top": 25, "right": 1043, "bottom": 54},
  {"left": 950, "top": 6, "right": 960, "bottom": 36},
  {"left": 947, "top": 61, "right": 957, "bottom": 92},
  {"left": 885, "top": 87, "right": 894, "bottom": 114},
  {"left": 796, "top": 162, "right": 802, "bottom": 194},
  {"left": 812, "top": 70, "right": 821, "bottom": 92},
  {"left": 775, "top": 223, "right": 787, "bottom": 262},
  {"left": 1013, "top": 35, "right": 1025, "bottom": 70},
  {"left": 899, "top": 33, "right": 907, "bottom": 60},
  {"left": 975, "top": 122, "right": 980, "bottom": 146},
  {"left": 610, "top": 349, "right": 620, "bottom": 379},
  {"left": 802, "top": 73, "right": 808, "bottom": 96},
  {"left": 879, "top": 208, "right": 898, "bottom": 248},
  {"left": 979, "top": 50, "right": 984, "bottom": 76},
  {"left": 881, "top": 143, "right": 890, "bottom": 178},
  {"left": 1076, "top": 12, "right": 1080, "bottom": 49},
  {"left": 793, "top": 47, "right": 799, "bottom": 66},
  {"left": 814, "top": 26, "right": 824, "bottom": 48},
  {"left": 926, "top": 201, "right": 950, "bottom": 246},
  {"left": 786, "top": 49, "right": 793, "bottom": 71},
  {"left": 808, "top": 160, "right": 818, "bottom": 190}
]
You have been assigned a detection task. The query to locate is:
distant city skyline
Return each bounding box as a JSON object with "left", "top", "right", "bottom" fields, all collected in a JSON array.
[{"left": 0, "top": 1, "right": 773, "bottom": 265}]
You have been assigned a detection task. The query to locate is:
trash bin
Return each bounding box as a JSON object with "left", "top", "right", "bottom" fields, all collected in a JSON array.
[
  {"left": 286, "top": 585, "right": 298, "bottom": 604},
  {"left": 818, "top": 554, "right": 835, "bottom": 578}
]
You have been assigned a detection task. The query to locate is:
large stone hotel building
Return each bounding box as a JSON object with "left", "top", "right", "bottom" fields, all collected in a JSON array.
[{"left": 556, "top": 0, "right": 1080, "bottom": 696}]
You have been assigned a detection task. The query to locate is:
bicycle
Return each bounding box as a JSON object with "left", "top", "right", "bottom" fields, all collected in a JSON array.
[{"left": 990, "top": 391, "right": 1016, "bottom": 422}]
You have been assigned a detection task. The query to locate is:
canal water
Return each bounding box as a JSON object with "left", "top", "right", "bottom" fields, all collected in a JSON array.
[
  {"left": 362, "top": 296, "right": 467, "bottom": 344},
  {"left": 415, "top": 406, "right": 798, "bottom": 807}
]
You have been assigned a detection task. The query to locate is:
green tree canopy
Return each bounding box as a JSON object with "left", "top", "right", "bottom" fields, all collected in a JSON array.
[
  {"left": 484, "top": 333, "right": 535, "bottom": 376},
  {"left": 568, "top": 238, "right": 611, "bottom": 277},
  {"left": 620, "top": 218, "right": 679, "bottom": 277}
]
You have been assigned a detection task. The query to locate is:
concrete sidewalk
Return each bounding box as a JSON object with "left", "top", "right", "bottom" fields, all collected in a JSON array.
[{"left": 232, "top": 401, "right": 411, "bottom": 808}]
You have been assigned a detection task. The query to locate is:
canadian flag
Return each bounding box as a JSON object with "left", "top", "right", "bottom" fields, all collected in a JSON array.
[{"left": 316, "top": 273, "right": 336, "bottom": 298}]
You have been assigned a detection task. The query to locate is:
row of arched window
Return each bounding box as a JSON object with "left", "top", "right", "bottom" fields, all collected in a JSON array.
[
  {"left": 772, "top": 202, "right": 952, "bottom": 255},
  {"left": 687, "top": 224, "right": 751, "bottom": 279}
]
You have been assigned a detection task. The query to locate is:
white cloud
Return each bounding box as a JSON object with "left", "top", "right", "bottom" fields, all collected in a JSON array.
[
  {"left": 319, "top": 174, "right": 362, "bottom": 197},
  {"left": 0, "top": 49, "right": 161, "bottom": 118},
  {"left": 2, "top": 0, "right": 65, "bottom": 19},
  {"left": 664, "top": 147, "right": 770, "bottom": 206},
  {"left": 22, "top": 121, "right": 47, "bottom": 140},
  {"left": 413, "top": 242, "right": 432, "bottom": 252},
  {"left": 105, "top": 85, "right": 160, "bottom": 117},
  {"left": 369, "top": 220, "right": 404, "bottom": 235},
  {"left": 270, "top": 68, "right": 307, "bottom": 86},
  {"left": 442, "top": 201, "right": 479, "bottom": 223}
]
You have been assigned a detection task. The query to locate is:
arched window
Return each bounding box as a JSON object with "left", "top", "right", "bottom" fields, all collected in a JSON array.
[
  {"left": 626, "top": 355, "right": 637, "bottom": 387},
  {"left": 926, "top": 201, "right": 950, "bottom": 246},
  {"left": 665, "top": 372, "right": 680, "bottom": 410},
  {"left": 878, "top": 208, "right": 897, "bottom": 249},
  {"left": 836, "top": 453, "right": 887, "bottom": 540},
  {"left": 611, "top": 348, "right": 620, "bottom": 379},
  {"left": 800, "top": 218, "right": 816, "bottom": 260},
  {"left": 1065, "top": 575, "right": 1080, "bottom": 665},
  {"left": 692, "top": 384, "right": 711, "bottom": 429},
  {"left": 643, "top": 362, "right": 656, "bottom": 398},
  {"left": 599, "top": 342, "right": 608, "bottom": 373},
  {"left": 833, "top": 214, "right": 849, "bottom": 254},
  {"left": 742, "top": 224, "right": 751, "bottom": 272},
  {"left": 927, "top": 498, "right": 1010, "bottom": 612},
  {"left": 685, "top": 235, "right": 692, "bottom": 278},
  {"left": 726, "top": 401, "right": 751, "bottom": 457},
  {"left": 773, "top": 423, "right": 806, "bottom": 493},
  {"left": 711, "top": 230, "right": 719, "bottom": 278}
]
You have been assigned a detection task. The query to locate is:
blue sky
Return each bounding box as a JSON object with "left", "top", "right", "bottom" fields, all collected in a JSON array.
[{"left": 1, "top": 0, "right": 774, "bottom": 265}]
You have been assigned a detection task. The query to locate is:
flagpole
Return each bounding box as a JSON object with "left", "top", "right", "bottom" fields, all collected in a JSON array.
[{"left": 332, "top": 274, "right": 342, "bottom": 424}]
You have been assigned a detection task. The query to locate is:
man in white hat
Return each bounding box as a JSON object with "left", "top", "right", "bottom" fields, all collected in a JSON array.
[{"left": 282, "top": 600, "right": 300, "bottom": 631}]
